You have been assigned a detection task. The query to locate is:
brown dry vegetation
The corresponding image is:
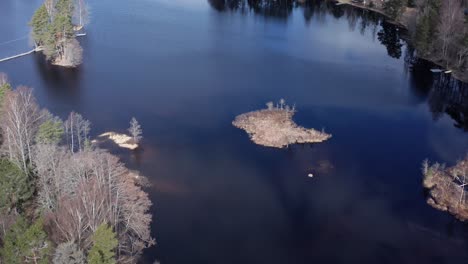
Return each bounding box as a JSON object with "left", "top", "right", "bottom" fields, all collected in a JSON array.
[
  {"left": 233, "top": 103, "right": 331, "bottom": 148},
  {"left": 423, "top": 156, "right": 468, "bottom": 221}
]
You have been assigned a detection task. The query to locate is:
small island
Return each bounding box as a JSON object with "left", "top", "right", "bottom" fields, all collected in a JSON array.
[
  {"left": 30, "top": 0, "right": 89, "bottom": 67},
  {"left": 97, "top": 132, "right": 139, "bottom": 150},
  {"left": 95, "top": 118, "right": 143, "bottom": 150},
  {"left": 423, "top": 156, "right": 468, "bottom": 221},
  {"left": 233, "top": 100, "right": 331, "bottom": 148}
]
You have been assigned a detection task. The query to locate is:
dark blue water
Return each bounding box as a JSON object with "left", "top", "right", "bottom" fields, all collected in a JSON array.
[{"left": 1, "top": 0, "right": 468, "bottom": 263}]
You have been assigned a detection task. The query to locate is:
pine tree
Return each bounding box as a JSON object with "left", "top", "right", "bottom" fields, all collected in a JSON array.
[
  {"left": 0, "top": 216, "right": 27, "bottom": 264},
  {"left": 87, "top": 223, "right": 118, "bottom": 264},
  {"left": 0, "top": 217, "right": 50, "bottom": 264},
  {"left": 36, "top": 118, "right": 64, "bottom": 145},
  {"left": 383, "top": 0, "right": 407, "bottom": 20},
  {"left": 0, "top": 159, "right": 33, "bottom": 212},
  {"left": 412, "top": 0, "right": 441, "bottom": 56},
  {"left": 414, "top": 13, "right": 432, "bottom": 54},
  {"left": 0, "top": 78, "right": 11, "bottom": 110},
  {"left": 29, "top": 5, "right": 50, "bottom": 47}
]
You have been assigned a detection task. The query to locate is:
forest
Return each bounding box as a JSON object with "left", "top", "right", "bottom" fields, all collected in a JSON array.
[
  {"left": 0, "top": 73, "right": 154, "bottom": 264},
  {"left": 379, "top": 0, "right": 468, "bottom": 79}
]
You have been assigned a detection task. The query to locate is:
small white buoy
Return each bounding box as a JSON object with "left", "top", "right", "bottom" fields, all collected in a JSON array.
[{"left": 308, "top": 173, "right": 314, "bottom": 178}]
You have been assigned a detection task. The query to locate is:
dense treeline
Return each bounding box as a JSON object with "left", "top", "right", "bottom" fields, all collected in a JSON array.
[
  {"left": 0, "top": 73, "right": 154, "bottom": 263},
  {"left": 381, "top": 0, "right": 468, "bottom": 79},
  {"left": 413, "top": 0, "right": 468, "bottom": 71},
  {"left": 208, "top": 0, "right": 468, "bottom": 79},
  {"left": 30, "top": 0, "right": 88, "bottom": 67}
]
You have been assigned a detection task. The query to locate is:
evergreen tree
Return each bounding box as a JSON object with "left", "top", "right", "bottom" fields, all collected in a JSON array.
[
  {"left": 36, "top": 118, "right": 64, "bottom": 144},
  {"left": 87, "top": 223, "right": 118, "bottom": 264},
  {"left": 0, "top": 79, "right": 11, "bottom": 110},
  {"left": 0, "top": 217, "right": 50, "bottom": 264},
  {"left": 29, "top": 5, "right": 51, "bottom": 47},
  {"left": 0, "top": 159, "right": 33, "bottom": 212},
  {"left": 412, "top": 0, "right": 441, "bottom": 55},
  {"left": 414, "top": 13, "right": 432, "bottom": 54},
  {"left": 383, "top": 0, "right": 407, "bottom": 20}
]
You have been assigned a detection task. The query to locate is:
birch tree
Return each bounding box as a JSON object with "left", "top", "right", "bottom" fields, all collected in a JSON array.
[
  {"left": 46, "top": 150, "right": 154, "bottom": 260},
  {"left": 437, "top": 0, "right": 465, "bottom": 62},
  {"left": 73, "top": 0, "right": 89, "bottom": 27},
  {"left": 1, "top": 87, "right": 42, "bottom": 173},
  {"left": 65, "top": 112, "right": 90, "bottom": 153}
]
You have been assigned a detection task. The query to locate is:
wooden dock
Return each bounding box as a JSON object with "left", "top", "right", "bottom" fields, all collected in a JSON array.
[{"left": 0, "top": 48, "right": 41, "bottom": 63}]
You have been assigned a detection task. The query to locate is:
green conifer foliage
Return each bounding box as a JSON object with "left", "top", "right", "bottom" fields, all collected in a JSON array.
[
  {"left": 0, "top": 217, "right": 50, "bottom": 264},
  {"left": 0, "top": 159, "right": 33, "bottom": 212},
  {"left": 87, "top": 223, "right": 118, "bottom": 264}
]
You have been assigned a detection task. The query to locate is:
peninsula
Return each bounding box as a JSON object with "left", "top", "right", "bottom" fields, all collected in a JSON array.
[{"left": 423, "top": 156, "right": 468, "bottom": 221}]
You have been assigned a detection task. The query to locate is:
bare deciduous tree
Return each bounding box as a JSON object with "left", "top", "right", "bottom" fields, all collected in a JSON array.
[
  {"left": 279, "top": 98, "right": 285, "bottom": 109},
  {"left": 65, "top": 112, "right": 90, "bottom": 153},
  {"left": 437, "top": 0, "right": 465, "bottom": 64},
  {"left": 45, "top": 0, "right": 58, "bottom": 17},
  {"left": 266, "top": 101, "right": 274, "bottom": 110},
  {"left": 53, "top": 241, "right": 85, "bottom": 264},
  {"left": 73, "top": 0, "right": 90, "bottom": 27},
  {"left": 45, "top": 149, "right": 154, "bottom": 261},
  {"left": 128, "top": 117, "right": 142, "bottom": 144},
  {"left": 1, "top": 87, "right": 43, "bottom": 172},
  {"left": 32, "top": 143, "right": 68, "bottom": 211},
  {"left": 0, "top": 72, "right": 8, "bottom": 87},
  {"left": 61, "top": 39, "right": 83, "bottom": 67}
]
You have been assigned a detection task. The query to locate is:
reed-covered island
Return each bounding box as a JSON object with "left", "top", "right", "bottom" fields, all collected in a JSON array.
[{"left": 233, "top": 100, "right": 331, "bottom": 148}]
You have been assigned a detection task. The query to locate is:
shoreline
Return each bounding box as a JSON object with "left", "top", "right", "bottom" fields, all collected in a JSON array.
[
  {"left": 333, "top": 0, "right": 407, "bottom": 28},
  {"left": 332, "top": 0, "right": 467, "bottom": 83}
]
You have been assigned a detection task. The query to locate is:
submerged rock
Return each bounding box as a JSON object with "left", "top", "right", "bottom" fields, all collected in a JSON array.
[
  {"left": 232, "top": 106, "right": 331, "bottom": 148},
  {"left": 422, "top": 156, "right": 468, "bottom": 221}
]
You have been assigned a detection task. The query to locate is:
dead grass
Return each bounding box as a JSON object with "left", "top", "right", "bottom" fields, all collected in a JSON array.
[
  {"left": 423, "top": 157, "right": 468, "bottom": 221},
  {"left": 97, "top": 132, "right": 139, "bottom": 150},
  {"left": 232, "top": 109, "right": 331, "bottom": 148}
]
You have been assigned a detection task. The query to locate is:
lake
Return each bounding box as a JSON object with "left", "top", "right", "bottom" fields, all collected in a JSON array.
[{"left": 1, "top": 0, "right": 468, "bottom": 263}]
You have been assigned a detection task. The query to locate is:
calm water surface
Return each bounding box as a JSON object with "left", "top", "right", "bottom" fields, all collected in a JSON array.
[{"left": 1, "top": 0, "right": 468, "bottom": 263}]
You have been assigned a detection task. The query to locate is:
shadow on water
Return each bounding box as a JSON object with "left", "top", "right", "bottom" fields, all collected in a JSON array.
[
  {"left": 428, "top": 77, "right": 468, "bottom": 131},
  {"left": 31, "top": 51, "right": 83, "bottom": 108}
]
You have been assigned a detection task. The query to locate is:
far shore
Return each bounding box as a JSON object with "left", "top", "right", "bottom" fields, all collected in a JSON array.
[
  {"left": 331, "top": 0, "right": 467, "bottom": 83},
  {"left": 333, "top": 0, "right": 408, "bottom": 27}
]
